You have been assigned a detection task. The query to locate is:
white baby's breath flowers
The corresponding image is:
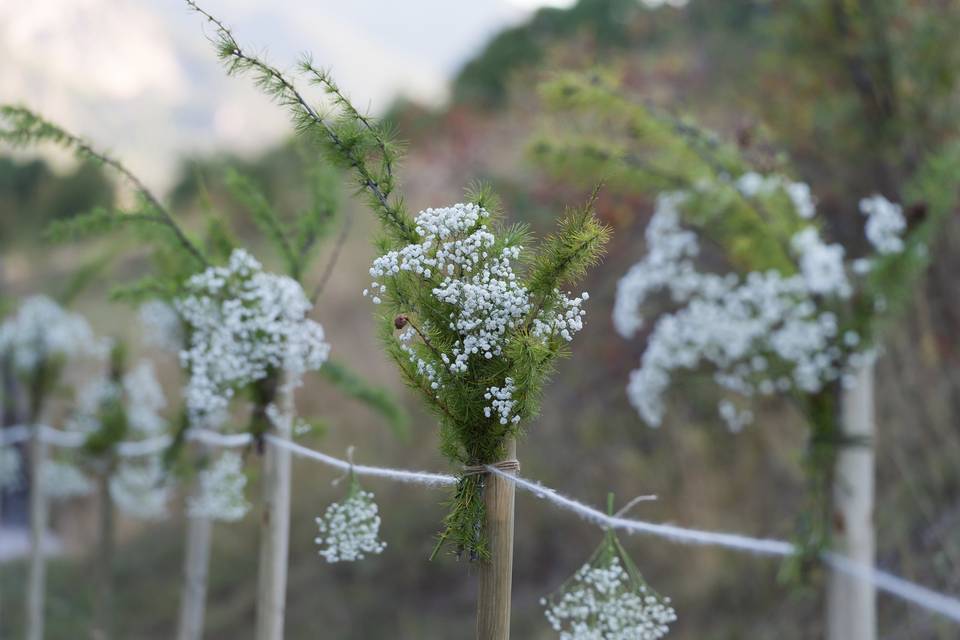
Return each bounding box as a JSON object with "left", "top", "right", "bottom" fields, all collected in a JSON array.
[
  {"left": 175, "top": 249, "right": 330, "bottom": 426},
  {"left": 542, "top": 556, "right": 677, "bottom": 640},
  {"left": 139, "top": 300, "right": 183, "bottom": 352},
  {"left": 718, "top": 399, "right": 753, "bottom": 433},
  {"left": 735, "top": 172, "right": 816, "bottom": 219},
  {"left": 109, "top": 457, "right": 172, "bottom": 520},
  {"left": 532, "top": 291, "right": 589, "bottom": 342},
  {"left": 42, "top": 459, "right": 94, "bottom": 500},
  {"left": 616, "top": 190, "right": 882, "bottom": 430},
  {"left": 366, "top": 203, "right": 591, "bottom": 429},
  {"left": 67, "top": 360, "right": 166, "bottom": 439},
  {"left": 0, "top": 446, "right": 22, "bottom": 490},
  {"left": 368, "top": 203, "right": 532, "bottom": 375},
  {"left": 790, "top": 227, "right": 852, "bottom": 298},
  {"left": 187, "top": 452, "right": 251, "bottom": 522},
  {"left": 0, "top": 295, "right": 105, "bottom": 373},
  {"left": 484, "top": 378, "right": 520, "bottom": 425},
  {"left": 124, "top": 361, "right": 167, "bottom": 435},
  {"left": 860, "top": 194, "right": 907, "bottom": 255},
  {"left": 315, "top": 486, "right": 387, "bottom": 563}
]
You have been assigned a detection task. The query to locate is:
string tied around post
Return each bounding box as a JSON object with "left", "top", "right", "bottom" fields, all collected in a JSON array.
[{"left": 461, "top": 459, "right": 520, "bottom": 477}]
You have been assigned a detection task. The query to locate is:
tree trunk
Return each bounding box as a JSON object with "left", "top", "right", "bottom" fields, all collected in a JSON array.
[
  {"left": 93, "top": 468, "right": 115, "bottom": 640},
  {"left": 476, "top": 438, "right": 517, "bottom": 640},
  {"left": 177, "top": 451, "right": 214, "bottom": 640},
  {"left": 254, "top": 382, "right": 293, "bottom": 640},
  {"left": 26, "top": 429, "right": 48, "bottom": 640},
  {"left": 827, "top": 360, "right": 877, "bottom": 640}
]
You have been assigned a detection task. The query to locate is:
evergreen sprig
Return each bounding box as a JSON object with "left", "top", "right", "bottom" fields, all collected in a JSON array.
[
  {"left": 318, "top": 359, "right": 409, "bottom": 438},
  {"left": 0, "top": 105, "right": 208, "bottom": 266},
  {"left": 532, "top": 71, "right": 804, "bottom": 273},
  {"left": 185, "top": 0, "right": 416, "bottom": 245},
  {"left": 188, "top": 1, "right": 610, "bottom": 559},
  {"left": 526, "top": 185, "right": 611, "bottom": 299},
  {"left": 534, "top": 70, "right": 958, "bottom": 574}
]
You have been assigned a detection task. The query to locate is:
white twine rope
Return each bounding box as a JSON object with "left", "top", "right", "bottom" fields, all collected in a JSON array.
[
  {"left": 5, "top": 424, "right": 959, "bottom": 623},
  {"left": 264, "top": 433, "right": 456, "bottom": 487},
  {"left": 487, "top": 466, "right": 960, "bottom": 623}
]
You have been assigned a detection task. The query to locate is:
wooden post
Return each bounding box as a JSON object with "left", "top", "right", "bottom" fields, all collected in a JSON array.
[
  {"left": 26, "top": 428, "right": 48, "bottom": 640},
  {"left": 254, "top": 382, "right": 293, "bottom": 640},
  {"left": 177, "top": 447, "right": 214, "bottom": 640},
  {"left": 176, "top": 514, "right": 213, "bottom": 640},
  {"left": 827, "top": 360, "right": 877, "bottom": 640},
  {"left": 93, "top": 467, "right": 115, "bottom": 640},
  {"left": 476, "top": 438, "right": 517, "bottom": 640}
]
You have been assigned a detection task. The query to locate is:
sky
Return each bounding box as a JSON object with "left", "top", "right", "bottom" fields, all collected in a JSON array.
[{"left": 0, "top": 0, "right": 576, "bottom": 190}]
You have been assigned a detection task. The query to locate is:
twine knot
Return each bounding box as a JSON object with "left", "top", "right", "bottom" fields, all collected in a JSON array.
[{"left": 461, "top": 459, "right": 520, "bottom": 477}]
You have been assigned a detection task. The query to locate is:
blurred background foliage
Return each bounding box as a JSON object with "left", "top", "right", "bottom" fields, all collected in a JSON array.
[{"left": 2, "top": 0, "right": 959, "bottom": 638}]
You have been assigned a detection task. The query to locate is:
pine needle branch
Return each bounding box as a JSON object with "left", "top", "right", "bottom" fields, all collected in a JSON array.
[
  {"left": 318, "top": 359, "right": 409, "bottom": 438},
  {"left": 526, "top": 185, "right": 610, "bottom": 326},
  {"left": 0, "top": 105, "right": 208, "bottom": 266},
  {"left": 185, "top": 0, "right": 417, "bottom": 244},
  {"left": 223, "top": 168, "right": 299, "bottom": 276},
  {"left": 311, "top": 213, "right": 352, "bottom": 303}
]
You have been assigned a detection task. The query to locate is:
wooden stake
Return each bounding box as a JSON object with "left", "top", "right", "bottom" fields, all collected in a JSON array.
[
  {"left": 827, "top": 360, "right": 877, "bottom": 640},
  {"left": 93, "top": 467, "right": 115, "bottom": 640},
  {"left": 476, "top": 438, "right": 517, "bottom": 640},
  {"left": 254, "top": 382, "right": 293, "bottom": 640},
  {"left": 177, "top": 450, "right": 214, "bottom": 640},
  {"left": 26, "top": 429, "right": 48, "bottom": 640}
]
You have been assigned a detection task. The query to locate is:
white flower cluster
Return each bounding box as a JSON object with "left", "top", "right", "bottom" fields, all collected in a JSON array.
[
  {"left": 367, "top": 203, "right": 591, "bottom": 430},
  {"left": 124, "top": 361, "right": 167, "bottom": 435},
  {"left": 860, "top": 195, "right": 906, "bottom": 255},
  {"left": 315, "top": 487, "right": 386, "bottom": 563},
  {"left": 187, "top": 452, "right": 251, "bottom": 522},
  {"left": 542, "top": 557, "right": 677, "bottom": 640},
  {"left": 139, "top": 300, "right": 183, "bottom": 352},
  {"left": 617, "top": 193, "right": 869, "bottom": 429},
  {"left": 368, "top": 203, "right": 532, "bottom": 375},
  {"left": 718, "top": 399, "right": 754, "bottom": 433},
  {"left": 532, "top": 291, "right": 590, "bottom": 342},
  {"left": 613, "top": 194, "right": 698, "bottom": 338},
  {"left": 790, "top": 228, "right": 852, "bottom": 298},
  {"left": 484, "top": 378, "right": 520, "bottom": 425},
  {"left": 0, "top": 446, "right": 22, "bottom": 490},
  {"left": 736, "top": 171, "right": 816, "bottom": 219},
  {"left": 67, "top": 360, "right": 166, "bottom": 439},
  {"left": 0, "top": 295, "right": 105, "bottom": 373},
  {"left": 176, "top": 249, "right": 330, "bottom": 425},
  {"left": 398, "top": 327, "right": 443, "bottom": 390},
  {"left": 67, "top": 376, "right": 121, "bottom": 435},
  {"left": 109, "top": 457, "right": 172, "bottom": 520},
  {"left": 42, "top": 459, "right": 94, "bottom": 500}
]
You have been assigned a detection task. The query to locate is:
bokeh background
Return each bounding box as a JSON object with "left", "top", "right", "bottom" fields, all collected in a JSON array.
[{"left": 2, "top": 1, "right": 959, "bottom": 638}]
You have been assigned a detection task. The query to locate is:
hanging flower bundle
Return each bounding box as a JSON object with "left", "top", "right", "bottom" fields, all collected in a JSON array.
[
  {"left": 187, "top": 451, "right": 251, "bottom": 522},
  {"left": 542, "top": 498, "right": 676, "bottom": 639},
  {"left": 0, "top": 446, "right": 22, "bottom": 490},
  {"left": 314, "top": 471, "right": 387, "bottom": 563}
]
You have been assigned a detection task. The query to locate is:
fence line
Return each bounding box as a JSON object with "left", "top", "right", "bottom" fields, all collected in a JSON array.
[{"left": 3, "top": 424, "right": 960, "bottom": 624}]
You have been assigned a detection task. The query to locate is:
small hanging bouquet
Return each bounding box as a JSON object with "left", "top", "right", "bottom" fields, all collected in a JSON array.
[
  {"left": 542, "top": 497, "right": 676, "bottom": 639},
  {"left": 315, "top": 466, "right": 386, "bottom": 563}
]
